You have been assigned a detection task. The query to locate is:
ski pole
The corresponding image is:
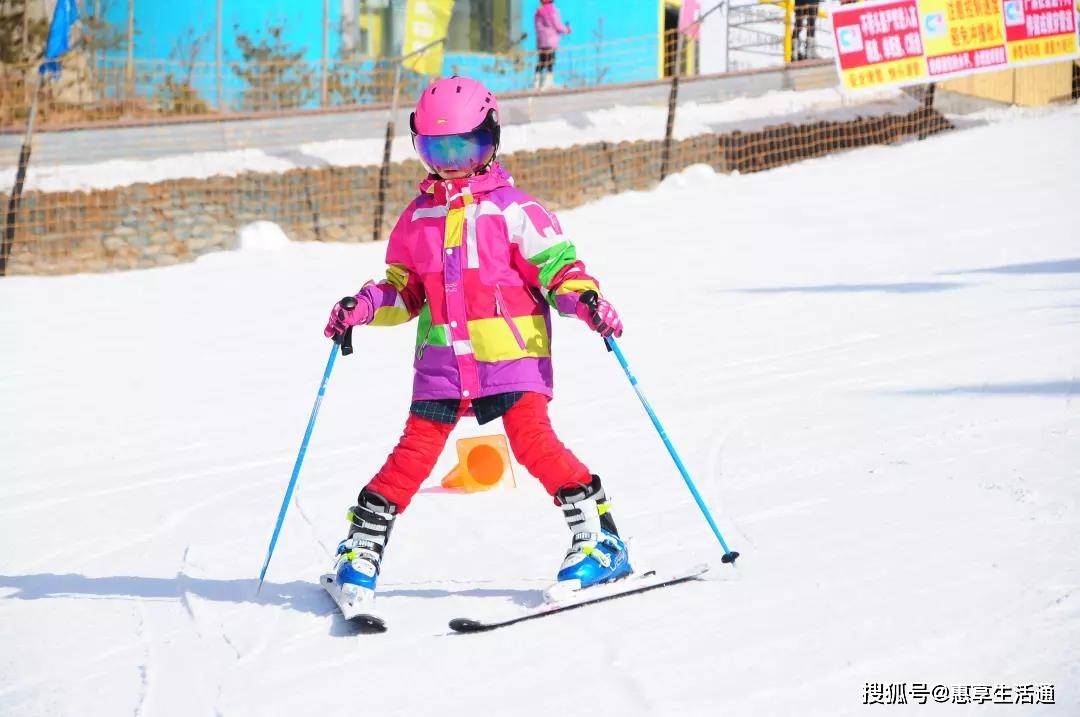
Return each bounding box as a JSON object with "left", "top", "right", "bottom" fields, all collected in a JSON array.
[
  {"left": 581, "top": 292, "right": 739, "bottom": 565},
  {"left": 257, "top": 298, "right": 357, "bottom": 594}
]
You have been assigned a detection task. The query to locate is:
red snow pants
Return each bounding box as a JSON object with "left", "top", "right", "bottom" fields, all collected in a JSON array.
[{"left": 365, "top": 392, "right": 591, "bottom": 511}]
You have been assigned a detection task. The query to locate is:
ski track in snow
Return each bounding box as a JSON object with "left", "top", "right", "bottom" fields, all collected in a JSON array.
[
  {"left": 1, "top": 104, "right": 1079, "bottom": 716},
  {"left": 133, "top": 600, "right": 154, "bottom": 717}
]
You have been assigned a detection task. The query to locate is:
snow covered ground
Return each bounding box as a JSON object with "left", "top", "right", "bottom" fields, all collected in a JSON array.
[{"left": 2, "top": 104, "right": 1078, "bottom": 716}]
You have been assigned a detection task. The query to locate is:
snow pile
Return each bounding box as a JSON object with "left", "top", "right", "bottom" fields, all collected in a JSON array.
[
  {"left": 657, "top": 162, "right": 728, "bottom": 191},
  {"left": 238, "top": 221, "right": 291, "bottom": 252},
  {"left": 4, "top": 148, "right": 294, "bottom": 194},
  {"left": 1, "top": 106, "right": 1078, "bottom": 716}
]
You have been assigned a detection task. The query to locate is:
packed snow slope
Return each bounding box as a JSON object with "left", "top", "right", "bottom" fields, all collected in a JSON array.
[{"left": 2, "top": 106, "right": 1078, "bottom": 717}]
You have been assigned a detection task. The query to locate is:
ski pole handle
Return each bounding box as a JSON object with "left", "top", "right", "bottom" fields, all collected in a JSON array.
[
  {"left": 334, "top": 296, "right": 356, "bottom": 356},
  {"left": 579, "top": 290, "right": 613, "bottom": 352}
]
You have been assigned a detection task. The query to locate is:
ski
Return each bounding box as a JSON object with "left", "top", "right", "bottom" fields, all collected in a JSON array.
[
  {"left": 320, "top": 573, "right": 387, "bottom": 633},
  {"left": 448, "top": 564, "right": 709, "bottom": 634}
]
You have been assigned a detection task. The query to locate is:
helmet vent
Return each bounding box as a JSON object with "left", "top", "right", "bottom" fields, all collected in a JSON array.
[{"left": 456, "top": 85, "right": 462, "bottom": 93}]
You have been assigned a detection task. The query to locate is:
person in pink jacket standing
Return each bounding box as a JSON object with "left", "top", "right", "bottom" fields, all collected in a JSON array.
[
  {"left": 323, "top": 76, "right": 630, "bottom": 613},
  {"left": 534, "top": 0, "right": 571, "bottom": 90}
]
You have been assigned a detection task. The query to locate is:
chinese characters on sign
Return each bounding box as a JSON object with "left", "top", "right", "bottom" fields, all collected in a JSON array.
[
  {"left": 921, "top": 0, "right": 1008, "bottom": 75},
  {"left": 1003, "top": 0, "right": 1079, "bottom": 62},
  {"left": 834, "top": 0, "right": 928, "bottom": 90},
  {"left": 863, "top": 682, "right": 1056, "bottom": 705},
  {"left": 830, "top": 0, "right": 1080, "bottom": 91}
]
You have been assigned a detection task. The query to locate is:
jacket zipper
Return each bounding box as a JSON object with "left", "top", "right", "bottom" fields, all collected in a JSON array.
[
  {"left": 494, "top": 284, "right": 527, "bottom": 350},
  {"left": 416, "top": 322, "right": 432, "bottom": 360}
]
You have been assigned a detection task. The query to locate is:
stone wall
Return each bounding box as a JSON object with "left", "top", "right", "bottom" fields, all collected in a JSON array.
[{"left": 1, "top": 107, "right": 952, "bottom": 276}]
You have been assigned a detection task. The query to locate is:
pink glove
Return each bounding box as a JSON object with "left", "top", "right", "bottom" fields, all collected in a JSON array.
[
  {"left": 576, "top": 295, "right": 623, "bottom": 338},
  {"left": 324, "top": 293, "right": 374, "bottom": 340}
]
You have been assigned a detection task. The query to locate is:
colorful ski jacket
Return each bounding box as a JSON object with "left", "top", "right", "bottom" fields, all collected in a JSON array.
[{"left": 358, "top": 163, "right": 600, "bottom": 402}]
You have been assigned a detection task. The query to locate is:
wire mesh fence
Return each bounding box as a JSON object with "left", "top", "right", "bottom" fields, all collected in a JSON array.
[
  {"left": 1, "top": 79, "right": 952, "bottom": 276},
  {"left": 1, "top": 29, "right": 712, "bottom": 129},
  {"left": 0, "top": 1, "right": 954, "bottom": 278}
]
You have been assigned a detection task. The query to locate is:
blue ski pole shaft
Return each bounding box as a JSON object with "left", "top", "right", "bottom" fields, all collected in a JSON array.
[
  {"left": 257, "top": 300, "right": 357, "bottom": 594},
  {"left": 581, "top": 294, "right": 738, "bottom": 564}
]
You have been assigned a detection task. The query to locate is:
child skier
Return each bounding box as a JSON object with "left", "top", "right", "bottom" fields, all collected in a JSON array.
[
  {"left": 533, "top": 0, "right": 571, "bottom": 90},
  {"left": 323, "top": 76, "right": 630, "bottom": 608}
]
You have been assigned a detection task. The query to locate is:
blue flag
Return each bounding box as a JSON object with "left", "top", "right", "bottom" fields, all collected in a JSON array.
[{"left": 40, "top": 0, "right": 81, "bottom": 77}]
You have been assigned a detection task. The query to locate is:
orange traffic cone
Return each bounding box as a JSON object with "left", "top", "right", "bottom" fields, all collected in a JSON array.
[{"left": 441, "top": 435, "right": 517, "bottom": 493}]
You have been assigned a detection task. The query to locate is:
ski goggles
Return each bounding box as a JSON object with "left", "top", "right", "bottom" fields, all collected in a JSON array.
[{"left": 413, "top": 127, "right": 497, "bottom": 176}]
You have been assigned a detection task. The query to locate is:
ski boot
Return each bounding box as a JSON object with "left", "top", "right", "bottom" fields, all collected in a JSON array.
[
  {"left": 322, "top": 489, "right": 396, "bottom": 619},
  {"left": 551, "top": 475, "right": 632, "bottom": 597}
]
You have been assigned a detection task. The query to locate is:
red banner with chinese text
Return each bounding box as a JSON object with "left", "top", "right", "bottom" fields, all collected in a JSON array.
[
  {"left": 1003, "top": 0, "right": 1079, "bottom": 63},
  {"left": 830, "top": 0, "right": 1080, "bottom": 92},
  {"left": 833, "top": 0, "right": 929, "bottom": 90}
]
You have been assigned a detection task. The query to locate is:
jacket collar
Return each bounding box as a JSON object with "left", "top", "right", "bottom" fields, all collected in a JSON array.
[{"left": 419, "top": 162, "right": 513, "bottom": 205}]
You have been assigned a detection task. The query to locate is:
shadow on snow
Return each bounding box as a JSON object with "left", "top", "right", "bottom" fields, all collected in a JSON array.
[
  {"left": 890, "top": 380, "right": 1079, "bottom": 397},
  {"left": 0, "top": 573, "right": 545, "bottom": 615},
  {"left": 0, "top": 573, "right": 332, "bottom": 616},
  {"left": 737, "top": 282, "right": 968, "bottom": 294},
  {"left": 943, "top": 258, "right": 1080, "bottom": 275}
]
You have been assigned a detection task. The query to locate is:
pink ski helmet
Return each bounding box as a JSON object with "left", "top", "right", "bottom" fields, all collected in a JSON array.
[{"left": 410, "top": 76, "right": 501, "bottom": 176}]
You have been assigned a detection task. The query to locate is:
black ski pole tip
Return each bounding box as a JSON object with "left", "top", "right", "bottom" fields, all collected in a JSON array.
[
  {"left": 340, "top": 327, "right": 354, "bottom": 355},
  {"left": 721, "top": 551, "right": 740, "bottom": 565},
  {"left": 340, "top": 296, "right": 358, "bottom": 310}
]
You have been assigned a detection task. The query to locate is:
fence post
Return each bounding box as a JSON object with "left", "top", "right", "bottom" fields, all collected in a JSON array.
[
  {"left": 659, "top": 4, "right": 725, "bottom": 181},
  {"left": 2, "top": 72, "right": 43, "bottom": 277},
  {"left": 659, "top": 29, "right": 684, "bottom": 182},
  {"left": 372, "top": 37, "right": 446, "bottom": 243},
  {"left": 918, "top": 82, "right": 936, "bottom": 141},
  {"left": 372, "top": 60, "right": 403, "bottom": 243}
]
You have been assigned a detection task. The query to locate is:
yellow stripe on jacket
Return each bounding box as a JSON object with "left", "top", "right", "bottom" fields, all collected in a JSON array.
[{"left": 468, "top": 316, "right": 551, "bottom": 362}]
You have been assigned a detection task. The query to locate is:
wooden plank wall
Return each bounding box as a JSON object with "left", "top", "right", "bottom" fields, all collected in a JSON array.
[{"left": 939, "top": 60, "right": 1076, "bottom": 105}]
